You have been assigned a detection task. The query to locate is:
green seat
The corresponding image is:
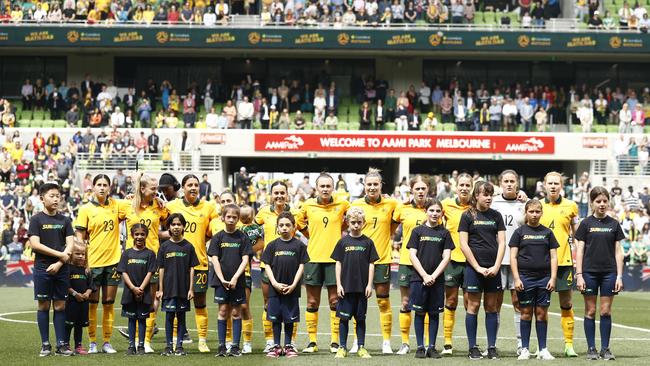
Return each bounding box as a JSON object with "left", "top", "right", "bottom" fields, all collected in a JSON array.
[
  {"left": 33, "top": 110, "right": 45, "bottom": 120},
  {"left": 253, "top": 121, "right": 262, "bottom": 129},
  {"left": 17, "top": 119, "right": 30, "bottom": 127},
  {"left": 53, "top": 120, "right": 67, "bottom": 128},
  {"left": 607, "top": 125, "right": 619, "bottom": 133},
  {"left": 483, "top": 11, "right": 496, "bottom": 25},
  {"left": 305, "top": 122, "right": 313, "bottom": 130},
  {"left": 348, "top": 123, "right": 360, "bottom": 130},
  {"left": 644, "top": 126, "right": 650, "bottom": 134},
  {"left": 384, "top": 122, "right": 396, "bottom": 131},
  {"left": 42, "top": 120, "right": 54, "bottom": 128},
  {"left": 30, "top": 119, "right": 44, "bottom": 128},
  {"left": 443, "top": 123, "right": 456, "bottom": 131},
  {"left": 572, "top": 125, "right": 582, "bottom": 132},
  {"left": 337, "top": 122, "right": 349, "bottom": 130},
  {"left": 592, "top": 125, "right": 607, "bottom": 133},
  {"left": 138, "top": 160, "right": 164, "bottom": 171}
]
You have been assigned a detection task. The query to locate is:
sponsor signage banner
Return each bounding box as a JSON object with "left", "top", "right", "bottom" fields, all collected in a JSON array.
[
  {"left": 255, "top": 133, "right": 554, "bottom": 154},
  {"left": 0, "top": 26, "right": 647, "bottom": 53}
]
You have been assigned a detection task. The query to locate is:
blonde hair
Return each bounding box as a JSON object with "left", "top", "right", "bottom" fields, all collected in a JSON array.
[
  {"left": 239, "top": 205, "right": 254, "bottom": 224},
  {"left": 543, "top": 171, "right": 564, "bottom": 183},
  {"left": 132, "top": 172, "right": 157, "bottom": 213},
  {"left": 346, "top": 206, "right": 365, "bottom": 222},
  {"left": 71, "top": 238, "right": 88, "bottom": 267},
  {"left": 364, "top": 167, "right": 383, "bottom": 183}
]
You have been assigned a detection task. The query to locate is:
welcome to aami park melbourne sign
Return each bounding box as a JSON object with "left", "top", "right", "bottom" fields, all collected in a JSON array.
[{"left": 1, "top": 25, "right": 648, "bottom": 53}]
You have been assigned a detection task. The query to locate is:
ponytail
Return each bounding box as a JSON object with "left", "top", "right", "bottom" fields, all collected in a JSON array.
[{"left": 132, "top": 172, "right": 155, "bottom": 213}]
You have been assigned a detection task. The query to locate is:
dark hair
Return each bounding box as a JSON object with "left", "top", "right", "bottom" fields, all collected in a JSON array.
[
  {"left": 524, "top": 198, "right": 543, "bottom": 212},
  {"left": 270, "top": 180, "right": 288, "bottom": 191},
  {"left": 426, "top": 198, "right": 443, "bottom": 210},
  {"left": 220, "top": 190, "right": 236, "bottom": 201},
  {"left": 181, "top": 174, "right": 200, "bottom": 186},
  {"left": 130, "top": 223, "right": 149, "bottom": 238},
  {"left": 589, "top": 186, "right": 610, "bottom": 202},
  {"left": 167, "top": 213, "right": 186, "bottom": 228},
  {"left": 222, "top": 204, "right": 240, "bottom": 218},
  {"left": 39, "top": 182, "right": 61, "bottom": 195},
  {"left": 93, "top": 174, "right": 111, "bottom": 186},
  {"left": 498, "top": 169, "right": 519, "bottom": 182},
  {"left": 276, "top": 211, "right": 295, "bottom": 226},
  {"left": 469, "top": 181, "right": 494, "bottom": 218}
]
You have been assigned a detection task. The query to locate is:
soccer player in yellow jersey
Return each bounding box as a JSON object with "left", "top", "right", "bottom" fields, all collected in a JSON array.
[
  {"left": 254, "top": 181, "right": 302, "bottom": 352},
  {"left": 75, "top": 174, "right": 124, "bottom": 354},
  {"left": 117, "top": 173, "right": 169, "bottom": 353},
  {"left": 166, "top": 174, "right": 218, "bottom": 353},
  {"left": 351, "top": 168, "right": 398, "bottom": 354},
  {"left": 540, "top": 172, "right": 579, "bottom": 357},
  {"left": 392, "top": 175, "right": 429, "bottom": 355},
  {"left": 299, "top": 173, "right": 350, "bottom": 354},
  {"left": 441, "top": 172, "right": 473, "bottom": 355}
]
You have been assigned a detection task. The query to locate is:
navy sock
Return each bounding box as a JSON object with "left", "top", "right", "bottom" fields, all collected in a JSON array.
[
  {"left": 138, "top": 318, "right": 146, "bottom": 347},
  {"left": 600, "top": 315, "right": 612, "bottom": 349},
  {"left": 74, "top": 325, "right": 83, "bottom": 347},
  {"left": 521, "top": 319, "right": 532, "bottom": 349},
  {"left": 535, "top": 320, "right": 547, "bottom": 350},
  {"left": 466, "top": 313, "right": 478, "bottom": 348},
  {"left": 53, "top": 310, "right": 66, "bottom": 346},
  {"left": 356, "top": 319, "right": 366, "bottom": 347},
  {"left": 165, "top": 312, "right": 175, "bottom": 346},
  {"left": 218, "top": 319, "right": 227, "bottom": 346},
  {"left": 284, "top": 323, "right": 293, "bottom": 346},
  {"left": 64, "top": 325, "right": 72, "bottom": 345},
  {"left": 414, "top": 313, "right": 425, "bottom": 347},
  {"left": 486, "top": 312, "right": 498, "bottom": 348},
  {"left": 176, "top": 312, "right": 186, "bottom": 348},
  {"left": 584, "top": 317, "right": 596, "bottom": 349},
  {"left": 272, "top": 322, "right": 281, "bottom": 345},
  {"left": 428, "top": 312, "right": 439, "bottom": 348},
  {"left": 339, "top": 319, "right": 349, "bottom": 348},
  {"left": 37, "top": 310, "right": 50, "bottom": 344},
  {"left": 232, "top": 318, "right": 242, "bottom": 347},
  {"left": 128, "top": 318, "right": 137, "bottom": 348}
]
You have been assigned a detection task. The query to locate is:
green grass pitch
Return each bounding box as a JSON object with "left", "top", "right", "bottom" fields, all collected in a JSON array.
[{"left": 1, "top": 287, "right": 649, "bottom": 365}]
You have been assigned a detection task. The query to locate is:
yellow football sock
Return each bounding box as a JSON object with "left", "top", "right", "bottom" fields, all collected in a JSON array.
[
  {"left": 263, "top": 310, "right": 273, "bottom": 341},
  {"left": 424, "top": 313, "right": 430, "bottom": 345},
  {"left": 306, "top": 310, "right": 318, "bottom": 343},
  {"left": 173, "top": 318, "right": 178, "bottom": 339},
  {"left": 443, "top": 307, "right": 456, "bottom": 346},
  {"left": 145, "top": 313, "right": 156, "bottom": 343},
  {"left": 102, "top": 303, "right": 114, "bottom": 342},
  {"left": 292, "top": 322, "right": 298, "bottom": 343},
  {"left": 243, "top": 319, "right": 253, "bottom": 343},
  {"left": 561, "top": 308, "right": 575, "bottom": 345},
  {"left": 377, "top": 297, "right": 393, "bottom": 342},
  {"left": 88, "top": 302, "right": 98, "bottom": 343},
  {"left": 226, "top": 317, "right": 233, "bottom": 343},
  {"left": 195, "top": 307, "right": 208, "bottom": 340},
  {"left": 399, "top": 311, "right": 412, "bottom": 344},
  {"left": 330, "top": 310, "right": 340, "bottom": 344}
]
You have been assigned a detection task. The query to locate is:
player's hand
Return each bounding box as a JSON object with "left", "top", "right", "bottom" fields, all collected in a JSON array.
[
  {"left": 156, "top": 291, "right": 163, "bottom": 300},
  {"left": 220, "top": 278, "right": 230, "bottom": 289},
  {"left": 424, "top": 274, "right": 434, "bottom": 286},
  {"left": 516, "top": 190, "right": 529, "bottom": 202},
  {"left": 133, "top": 287, "right": 144, "bottom": 297},
  {"left": 187, "top": 290, "right": 194, "bottom": 301},
  {"left": 284, "top": 284, "right": 296, "bottom": 295},
  {"left": 228, "top": 279, "right": 237, "bottom": 289},
  {"left": 365, "top": 285, "right": 372, "bottom": 298},
  {"left": 576, "top": 275, "right": 586, "bottom": 292},
  {"left": 273, "top": 282, "right": 285, "bottom": 293},
  {"left": 155, "top": 196, "right": 166, "bottom": 208},
  {"left": 514, "top": 278, "right": 524, "bottom": 291},
  {"left": 59, "top": 251, "right": 70, "bottom": 263},
  {"left": 614, "top": 278, "right": 623, "bottom": 293},
  {"left": 337, "top": 285, "right": 345, "bottom": 298},
  {"left": 546, "top": 277, "right": 556, "bottom": 292},
  {"left": 486, "top": 266, "right": 499, "bottom": 277},
  {"left": 75, "top": 293, "right": 84, "bottom": 302},
  {"left": 47, "top": 261, "right": 63, "bottom": 274},
  {"left": 125, "top": 193, "right": 135, "bottom": 200}
]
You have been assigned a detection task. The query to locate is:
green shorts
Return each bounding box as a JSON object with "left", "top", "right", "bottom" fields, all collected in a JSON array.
[
  {"left": 193, "top": 269, "right": 209, "bottom": 293},
  {"left": 304, "top": 262, "right": 336, "bottom": 287},
  {"left": 373, "top": 264, "right": 391, "bottom": 284},
  {"left": 444, "top": 261, "right": 466, "bottom": 288},
  {"left": 555, "top": 266, "right": 574, "bottom": 292},
  {"left": 150, "top": 271, "right": 159, "bottom": 285},
  {"left": 398, "top": 264, "right": 413, "bottom": 288},
  {"left": 91, "top": 265, "right": 121, "bottom": 287},
  {"left": 245, "top": 275, "right": 252, "bottom": 290}
]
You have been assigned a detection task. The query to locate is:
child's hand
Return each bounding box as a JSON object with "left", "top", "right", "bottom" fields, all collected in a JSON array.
[
  {"left": 228, "top": 279, "right": 238, "bottom": 289},
  {"left": 273, "top": 282, "right": 285, "bottom": 293},
  {"left": 188, "top": 289, "right": 194, "bottom": 301},
  {"left": 337, "top": 285, "right": 345, "bottom": 298},
  {"left": 364, "top": 285, "right": 372, "bottom": 299},
  {"left": 284, "top": 284, "right": 296, "bottom": 295},
  {"left": 74, "top": 293, "right": 84, "bottom": 302},
  {"left": 46, "top": 261, "right": 63, "bottom": 274},
  {"left": 156, "top": 291, "right": 163, "bottom": 300},
  {"left": 515, "top": 278, "right": 524, "bottom": 292}
]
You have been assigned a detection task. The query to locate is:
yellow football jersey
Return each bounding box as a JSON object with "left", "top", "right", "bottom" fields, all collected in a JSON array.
[
  {"left": 75, "top": 198, "right": 122, "bottom": 268},
  {"left": 393, "top": 203, "right": 427, "bottom": 266},
  {"left": 442, "top": 197, "right": 470, "bottom": 263},
  {"left": 167, "top": 198, "right": 218, "bottom": 270},
  {"left": 351, "top": 197, "right": 398, "bottom": 264},
  {"left": 541, "top": 197, "right": 578, "bottom": 267},
  {"left": 119, "top": 199, "right": 169, "bottom": 254},
  {"left": 299, "top": 197, "right": 350, "bottom": 263}
]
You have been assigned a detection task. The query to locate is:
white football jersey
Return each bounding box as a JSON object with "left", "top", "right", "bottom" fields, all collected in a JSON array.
[{"left": 491, "top": 195, "right": 526, "bottom": 265}]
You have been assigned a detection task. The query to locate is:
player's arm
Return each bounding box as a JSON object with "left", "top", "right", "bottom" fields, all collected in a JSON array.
[
  {"left": 548, "top": 248, "right": 558, "bottom": 291},
  {"left": 231, "top": 254, "right": 249, "bottom": 287},
  {"left": 211, "top": 254, "right": 226, "bottom": 284},
  {"left": 335, "top": 260, "right": 344, "bottom": 297},
  {"left": 510, "top": 246, "right": 523, "bottom": 291},
  {"left": 156, "top": 268, "right": 164, "bottom": 299},
  {"left": 29, "top": 235, "right": 70, "bottom": 262},
  {"left": 459, "top": 231, "right": 483, "bottom": 272},
  {"left": 251, "top": 237, "right": 264, "bottom": 253},
  {"left": 489, "top": 230, "right": 506, "bottom": 277},
  {"left": 433, "top": 248, "right": 451, "bottom": 282},
  {"left": 614, "top": 241, "right": 624, "bottom": 293},
  {"left": 122, "top": 272, "right": 138, "bottom": 294},
  {"left": 288, "top": 263, "right": 305, "bottom": 294},
  {"left": 574, "top": 238, "right": 585, "bottom": 291},
  {"left": 409, "top": 247, "right": 431, "bottom": 285},
  {"left": 188, "top": 267, "right": 195, "bottom": 300},
  {"left": 366, "top": 262, "right": 374, "bottom": 298},
  {"left": 68, "top": 285, "right": 83, "bottom": 302}
]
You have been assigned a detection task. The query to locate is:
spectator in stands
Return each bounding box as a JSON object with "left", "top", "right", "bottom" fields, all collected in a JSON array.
[
  {"left": 632, "top": 104, "right": 645, "bottom": 134},
  {"left": 450, "top": 0, "right": 464, "bottom": 23},
  {"left": 325, "top": 110, "right": 338, "bottom": 130},
  {"left": 519, "top": 97, "right": 534, "bottom": 132},
  {"left": 574, "top": 0, "right": 588, "bottom": 21},
  {"left": 278, "top": 108, "right": 291, "bottom": 129},
  {"left": 404, "top": 2, "right": 417, "bottom": 23},
  {"left": 535, "top": 105, "right": 548, "bottom": 132},
  {"left": 359, "top": 101, "right": 372, "bottom": 130},
  {"left": 65, "top": 104, "right": 79, "bottom": 127},
  {"left": 619, "top": 1, "right": 632, "bottom": 27},
  {"left": 223, "top": 99, "right": 237, "bottom": 128},
  {"left": 374, "top": 99, "right": 385, "bottom": 130},
  {"left": 408, "top": 109, "right": 421, "bottom": 130},
  {"left": 238, "top": 96, "right": 254, "bottom": 129},
  {"left": 110, "top": 106, "right": 125, "bottom": 127},
  {"left": 21, "top": 79, "right": 33, "bottom": 110},
  {"left": 294, "top": 109, "right": 305, "bottom": 129},
  {"left": 588, "top": 10, "right": 603, "bottom": 28},
  {"left": 147, "top": 128, "right": 159, "bottom": 154},
  {"left": 577, "top": 101, "right": 593, "bottom": 132},
  {"left": 619, "top": 102, "right": 632, "bottom": 133}
]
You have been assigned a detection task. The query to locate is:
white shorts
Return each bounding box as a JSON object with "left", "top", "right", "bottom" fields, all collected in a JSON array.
[{"left": 500, "top": 265, "right": 516, "bottom": 291}]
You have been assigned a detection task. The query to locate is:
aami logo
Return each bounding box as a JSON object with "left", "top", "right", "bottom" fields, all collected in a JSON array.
[
  {"left": 264, "top": 135, "right": 305, "bottom": 150},
  {"left": 505, "top": 137, "right": 545, "bottom": 152}
]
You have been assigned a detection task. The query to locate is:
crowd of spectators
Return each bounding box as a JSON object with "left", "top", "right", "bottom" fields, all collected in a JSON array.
[
  {"left": 0, "top": 0, "right": 564, "bottom": 27},
  {"left": 6, "top": 74, "right": 650, "bottom": 132},
  {"left": 580, "top": 0, "right": 650, "bottom": 32}
]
